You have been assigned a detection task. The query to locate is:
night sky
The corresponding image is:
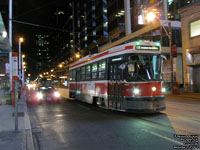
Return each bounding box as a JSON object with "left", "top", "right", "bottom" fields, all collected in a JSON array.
[{"left": 1, "top": 0, "right": 70, "bottom": 78}]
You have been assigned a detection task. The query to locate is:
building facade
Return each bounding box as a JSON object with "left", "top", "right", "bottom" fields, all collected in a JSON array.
[
  {"left": 35, "top": 34, "right": 51, "bottom": 73},
  {"left": 179, "top": 1, "right": 200, "bottom": 92}
]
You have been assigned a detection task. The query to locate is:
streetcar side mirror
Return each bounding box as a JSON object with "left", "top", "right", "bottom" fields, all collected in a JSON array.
[
  {"left": 119, "top": 64, "right": 126, "bottom": 70},
  {"left": 161, "top": 55, "right": 167, "bottom": 60}
]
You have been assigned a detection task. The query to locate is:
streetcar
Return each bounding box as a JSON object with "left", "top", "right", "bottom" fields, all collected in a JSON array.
[{"left": 69, "top": 41, "right": 166, "bottom": 113}]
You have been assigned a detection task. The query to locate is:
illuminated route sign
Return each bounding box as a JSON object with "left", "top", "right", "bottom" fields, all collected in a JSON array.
[{"left": 135, "top": 45, "right": 160, "bottom": 51}]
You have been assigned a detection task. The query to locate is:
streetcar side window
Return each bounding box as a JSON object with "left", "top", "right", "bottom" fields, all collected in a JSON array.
[
  {"left": 109, "top": 65, "right": 113, "bottom": 80},
  {"left": 98, "top": 61, "right": 106, "bottom": 79},
  {"left": 69, "top": 70, "right": 73, "bottom": 81},
  {"left": 92, "top": 63, "right": 98, "bottom": 79},
  {"left": 86, "top": 65, "right": 91, "bottom": 80},
  {"left": 72, "top": 70, "right": 76, "bottom": 81},
  {"left": 81, "top": 66, "right": 86, "bottom": 80}
]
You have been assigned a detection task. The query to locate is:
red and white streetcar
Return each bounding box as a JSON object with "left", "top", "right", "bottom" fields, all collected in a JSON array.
[{"left": 69, "top": 41, "right": 166, "bottom": 113}]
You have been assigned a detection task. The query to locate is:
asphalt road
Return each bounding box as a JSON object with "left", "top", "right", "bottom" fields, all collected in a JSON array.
[{"left": 27, "top": 97, "right": 199, "bottom": 150}]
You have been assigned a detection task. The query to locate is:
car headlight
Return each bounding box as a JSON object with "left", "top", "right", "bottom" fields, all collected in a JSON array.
[
  {"left": 36, "top": 92, "right": 43, "bottom": 99},
  {"left": 54, "top": 92, "right": 60, "bottom": 98},
  {"left": 152, "top": 86, "right": 156, "bottom": 92},
  {"left": 161, "top": 87, "right": 166, "bottom": 93},
  {"left": 133, "top": 88, "right": 140, "bottom": 95}
]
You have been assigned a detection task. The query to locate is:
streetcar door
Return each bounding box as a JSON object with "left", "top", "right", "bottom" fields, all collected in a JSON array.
[
  {"left": 108, "top": 63, "right": 124, "bottom": 110},
  {"left": 75, "top": 68, "right": 81, "bottom": 100}
]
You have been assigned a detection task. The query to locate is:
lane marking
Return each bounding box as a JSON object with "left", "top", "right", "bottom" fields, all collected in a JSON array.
[
  {"left": 78, "top": 104, "right": 90, "bottom": 110},
  {"left": 142, "top": 129, "right": 182, "bottom": 145}
]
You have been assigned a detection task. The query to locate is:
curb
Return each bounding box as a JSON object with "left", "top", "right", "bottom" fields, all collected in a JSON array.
[
  {"left": 20, "top": 94, "right": 35, "bottom": 150},
  {"left": 25, "top": 129, "right": 35, "bottom": 150}
]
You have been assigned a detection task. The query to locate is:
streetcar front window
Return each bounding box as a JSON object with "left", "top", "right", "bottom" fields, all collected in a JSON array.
[{"left": 126, "top": 54, "right": 162, "bottom": 82}]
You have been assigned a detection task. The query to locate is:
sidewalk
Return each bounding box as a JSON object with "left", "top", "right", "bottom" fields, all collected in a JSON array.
[
  {"left": 166, "top": 92, "right": 200, "bottom": 100},
  {"left": 0, "top": 93, "right": 34, "bottom": 150}
]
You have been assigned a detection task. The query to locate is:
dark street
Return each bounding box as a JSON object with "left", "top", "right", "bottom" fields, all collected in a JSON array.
[{"left": 28, "top": 98, "right": 191, "bottom": 150}]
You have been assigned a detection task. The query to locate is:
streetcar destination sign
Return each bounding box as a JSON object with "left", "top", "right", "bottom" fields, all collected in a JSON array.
[{"left": 135, "top": 45, "right": 160, "bottom": 51}]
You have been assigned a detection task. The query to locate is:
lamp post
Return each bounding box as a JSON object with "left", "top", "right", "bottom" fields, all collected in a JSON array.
[
  {"left": 18, "top": 37, "right": 23, "bottom": 82},
  {"left": 22, "top": 54, "right": 25, "bottom": 86},
  {"left": 146, "top": 12, "right": 174, "bottom": 94}
]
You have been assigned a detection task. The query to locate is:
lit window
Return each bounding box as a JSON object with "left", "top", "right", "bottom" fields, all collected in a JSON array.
[
  {"left": 103, "top": 22, "right": 108, "bottom": 27},
  {"left": 92, "top": 63, "right": 97, "bottom": 79},
  {"left": 92, "top": 6, "right": 95, "bottom": 10},
  {"left": 58, "top": 11, "right": 64, "bottom": 15},
  {"left": 98, "top": 61, "right": 106, "bottom": 79},
  {"left": 190, "top": 19, "right": 200, "bottom": 37},
  {"left": 86, "top": 65, "right": 91, "bottom": 79}
]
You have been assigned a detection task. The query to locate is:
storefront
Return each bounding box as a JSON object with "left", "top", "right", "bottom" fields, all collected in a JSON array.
[{"left": 179, "top": 1, "right": 200, "bottom": 92}]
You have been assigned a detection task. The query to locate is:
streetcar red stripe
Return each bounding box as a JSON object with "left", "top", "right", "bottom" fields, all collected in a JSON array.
[{"left": 70, "top": 45, "right": 133, "bottom": 68}]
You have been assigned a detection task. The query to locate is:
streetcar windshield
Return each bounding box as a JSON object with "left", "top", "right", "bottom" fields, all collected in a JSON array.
[{"left": 126, "top": 54, "right": 162, "bottom": 82}]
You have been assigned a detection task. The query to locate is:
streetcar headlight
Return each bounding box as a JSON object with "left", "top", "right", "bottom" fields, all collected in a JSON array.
[
  {"left": 54, "top": 91, "right": 60, "bottom": 98},
  {"left": 133, "top": 88, "right": 140, "bottom": 95},
  {"left": 36, "top": 92, "right": 43, "bottom": 99},
  {"left": 152, "top": 86, "right": 156, "bottom": 92},
  {"left": 161, "top": 87, "right": 166, "bottom": 93}
]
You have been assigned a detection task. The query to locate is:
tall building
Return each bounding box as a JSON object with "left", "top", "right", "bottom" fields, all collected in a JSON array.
[
  {"left": 45, "top": 0, "right": 198, "bottom": 89},
  {"left": 35, "top": 34, "right": 51, "bottom": 72},
  {"left": 48, "top": 0, "right": 109, "bottom": 64}
]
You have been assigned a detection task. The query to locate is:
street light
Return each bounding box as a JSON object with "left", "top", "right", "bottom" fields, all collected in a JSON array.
[
  {"left": 75, "top": 52, "right": 81, "bottom": 59},
  {"left": 146, "top": 12, "right": 174, "bottom": 94},
  {"left": 58, "top": 64, "right": 63, "bottom": 68},
  {"left": 146, "top": 12, "right": 156, "bottom": 23},
  {"left": 18, "top": 37, "right": 24, "bottom": 82}
]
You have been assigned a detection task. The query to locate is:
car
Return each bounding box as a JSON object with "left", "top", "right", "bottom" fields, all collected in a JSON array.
[
  {"left": 36, "top": 86, "right": 61, "bottom": 103},
  {"left": 26, "top": 89, "right": 43, "bottom": 105}
]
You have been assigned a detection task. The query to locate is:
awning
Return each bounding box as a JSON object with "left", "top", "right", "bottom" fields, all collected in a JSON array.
[
  {"left": 188, "top": 63, "right": 200, "bottom": 68},
  {"left": 0, "top": 12, "right": 12, "bottom": 52}
]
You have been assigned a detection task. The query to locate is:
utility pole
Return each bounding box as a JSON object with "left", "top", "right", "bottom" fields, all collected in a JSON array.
[
  {"left": 168, "top": 22, "right": 174, "bottom": 94},
  {"left": 9, "top": 0, "right": 13, "bottom": 91},
  {"left": 124, "top": 0, "right": 131, "bottom": 35},
  {"left": 163, "top": 0, "right": 168, "bottom": 20}
]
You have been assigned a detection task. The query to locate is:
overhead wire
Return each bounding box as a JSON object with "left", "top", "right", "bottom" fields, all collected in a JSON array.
[
  {"left": 12, "top": 19, "right": 109, "bottom": 38},
  {"left": 13, "top": 0, "right": 71, "bottom": 19}
]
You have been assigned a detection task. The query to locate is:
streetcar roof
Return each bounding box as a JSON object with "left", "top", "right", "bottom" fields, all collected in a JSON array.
[{"left": 69, "top": 41, "right": 161, "bottom": 70}]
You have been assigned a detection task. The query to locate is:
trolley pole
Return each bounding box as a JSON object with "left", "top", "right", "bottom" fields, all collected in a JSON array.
[{"left": 159, "top": 21, "right": 174, "bottom": 94}]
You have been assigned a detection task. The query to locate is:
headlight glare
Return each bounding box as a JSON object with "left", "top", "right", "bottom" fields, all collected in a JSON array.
[
  {"left": 161, "top": 87, "right": 166, "bottom": 93},
  {"left": 152, "top": 86, "right": 156, "bottom": 92},
  {"left": 36, "top": 92, "right": 43, "bottom": 99},
  {"left": 54, "top": 92, "right": 60, "bottom": 98},
  {"left": 133, "top": 88, "right": 140, "bottom": 95}
]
